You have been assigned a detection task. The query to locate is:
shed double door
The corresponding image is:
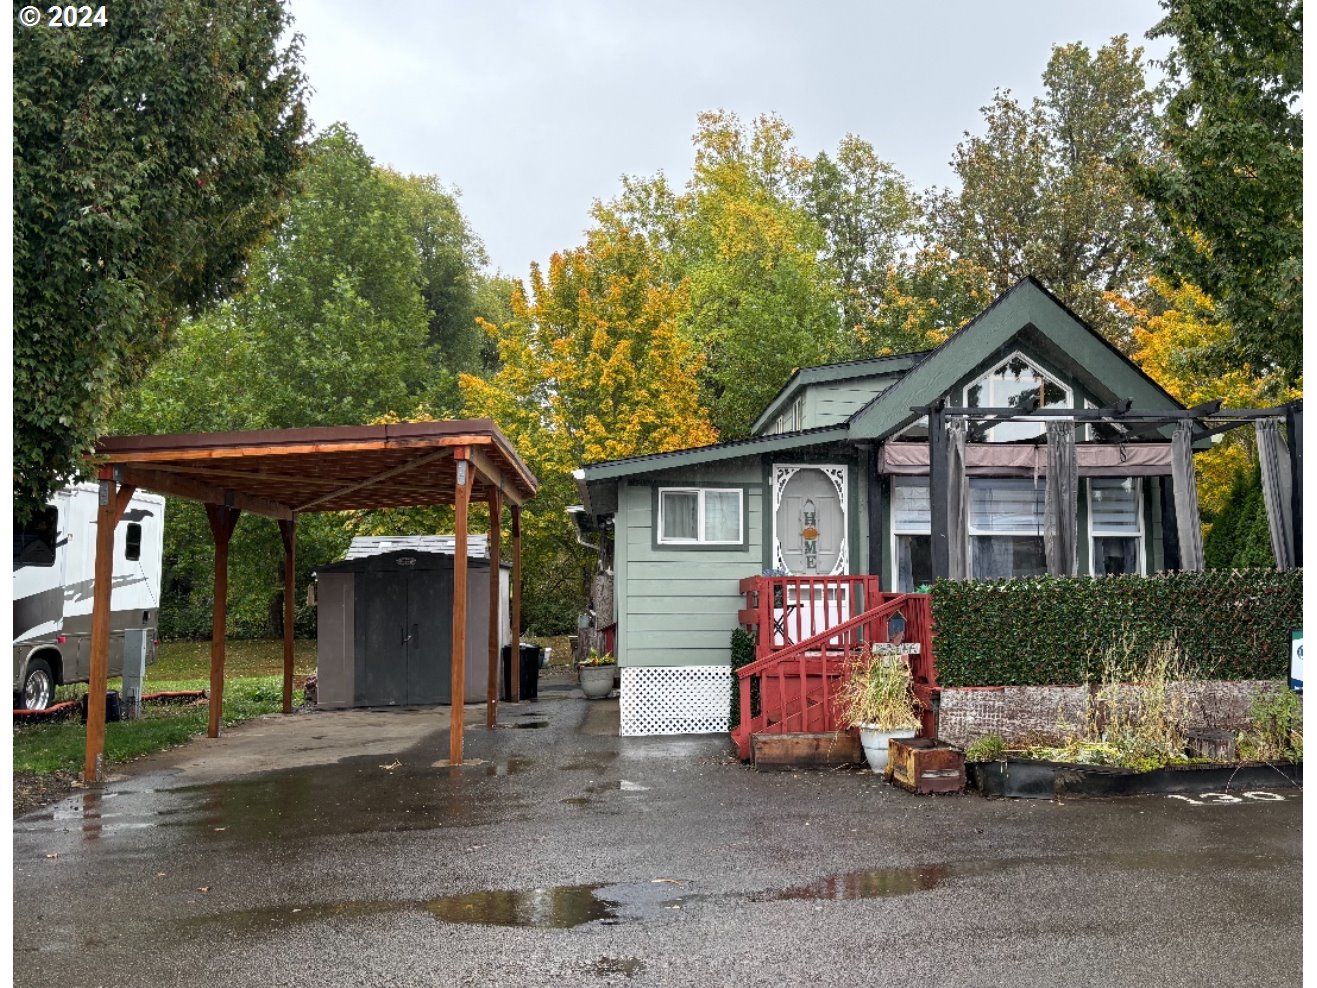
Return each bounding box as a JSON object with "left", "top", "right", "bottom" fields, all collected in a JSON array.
[{"left": 358, "top": 570, "right": 452, "bottom": 706}]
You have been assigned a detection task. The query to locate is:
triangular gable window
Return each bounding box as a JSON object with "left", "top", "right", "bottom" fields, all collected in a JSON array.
[{"left": 964, "top": 352, "right": 1071, "bottom": 442}]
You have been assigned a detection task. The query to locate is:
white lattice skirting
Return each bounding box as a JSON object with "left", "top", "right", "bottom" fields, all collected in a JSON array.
[{"left": 620, "top": 666, "right": 732, "bottom": 736}]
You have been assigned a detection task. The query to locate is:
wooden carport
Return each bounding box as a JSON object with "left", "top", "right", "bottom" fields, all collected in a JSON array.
[{"left": 82, "top": 420, "right": 538, "bottom": 782}]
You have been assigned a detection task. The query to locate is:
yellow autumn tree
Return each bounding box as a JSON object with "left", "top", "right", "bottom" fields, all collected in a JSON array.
[
  {"left": 1113, "top": 277, "right": 1301, "bottom": 522},
  {"left": 458, "top": 221, "right": 717, "bottom": 632}
]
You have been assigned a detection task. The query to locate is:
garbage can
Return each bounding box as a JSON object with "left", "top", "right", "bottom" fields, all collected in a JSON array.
[
  {"left": 80, "top": 690, "right": 122, "bottom": 725},
  {"left": 501, "top": 642, "right": 541, "bottom": 701}
]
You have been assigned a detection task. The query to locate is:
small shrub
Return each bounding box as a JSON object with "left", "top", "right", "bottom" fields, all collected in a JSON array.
[
  {"left": 1237, "top": 688, "right": 1303, "bottom": 763},
  {"left": 834, "top": 647, "right": 920, "bottom": 731},
  {"left": 964, "top": 735, "right": 1006, "bottom": 762},
  {"left": 728, "top": 628, "right": 758, "bottom": 730}
]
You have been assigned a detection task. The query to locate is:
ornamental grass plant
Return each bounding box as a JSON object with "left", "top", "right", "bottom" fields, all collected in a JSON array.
[
  {"left": 1026, "top": 638, "right": 1199, "bottom": 771},
  {"left": 835, "top": 646, "right": 920, "bottom": 732}
]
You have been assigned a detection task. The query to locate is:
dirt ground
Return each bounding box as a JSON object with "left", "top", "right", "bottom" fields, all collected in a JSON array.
[{"left": 13, "top": 770, "right": 81, "bottom": 817}]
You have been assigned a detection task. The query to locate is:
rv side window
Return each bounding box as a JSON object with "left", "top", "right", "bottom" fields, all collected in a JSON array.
[
  {"left": 13, "top": 507, "right": 59, "bottom": 568},
  {"left": 125, "top": 523, "right": 143, "bottom": 561}
]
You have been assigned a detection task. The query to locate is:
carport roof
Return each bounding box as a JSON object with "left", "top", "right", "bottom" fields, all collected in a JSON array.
[{"left": 94, "top": 419, "right": 539, "bottom": 516}]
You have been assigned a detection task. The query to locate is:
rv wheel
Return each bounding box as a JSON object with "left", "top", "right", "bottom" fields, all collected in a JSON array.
[{"left": 21, "top": 659, "right": 54, "bottom": 711}]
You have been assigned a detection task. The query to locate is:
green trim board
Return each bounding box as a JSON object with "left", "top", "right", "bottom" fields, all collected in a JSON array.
[{"left": 582, "top": 426, "right": 849, "bottom": 485}]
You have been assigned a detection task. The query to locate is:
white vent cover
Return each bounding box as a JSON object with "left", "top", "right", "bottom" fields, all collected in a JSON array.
[{"left": 620, "top": 666, "right": 732, "bottom": 736}]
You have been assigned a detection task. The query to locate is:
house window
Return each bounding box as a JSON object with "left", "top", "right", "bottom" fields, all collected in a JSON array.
[
  {"left": 966, "top": 353, "right": 1072, "bottom": 442},
  {"left": 891, "top": 478, "right": 931, "bottom": 593},
  {"left": 658, "top": 488, "right": 743, "bottom": 545},
  {"left": 125, "top": 522, "right": 143, "bottom": 561},
  {"left": 1089, "top": 478, "right": 1143, "bottom": 576},
  {"left": 969, "top": 478, "right": 1048, "bottom": 579}
]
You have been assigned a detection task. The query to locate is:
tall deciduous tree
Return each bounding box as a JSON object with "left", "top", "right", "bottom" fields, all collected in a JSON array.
[
  {"left": 1133, "top": 0, "right": 1302, "bottom": 382},
  {"left": 805, "top": 136, "right": 920, "bottom": 344},
  {"left": 13, "top": 0, "right": 307, "bottom": 519},
  {"left": 114, "top": 126, "right": 484, "bottom": 638},
  {"left": 603, "top": 112, "right": 844, "bottom": 437},
  {"left": 459, "top": 222, "right": 718, "bottom": 632},
  {"left": 928, "top": 37, "right": 1163, "bottom": 347}
]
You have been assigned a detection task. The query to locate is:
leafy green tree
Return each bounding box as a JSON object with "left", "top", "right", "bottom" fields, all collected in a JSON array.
[
  {"left": 602, "top": 112, "right": 844, "bottom": 437},
  {"left": 457, "top": 221, "right": 718, "bottom": 633},
  {"left": 864, "top": 247, "right": 996, "bottom": 355},
  {"left": 382, "top": 170, "right": 489, "bottom": 411},
  {"left": 927, "top": 37, "right": 1163, "bottom": 347},
  {"left": 805, "top": 136, "right": 920, "bottom": 345},
  {"left": 13, "top": 0, "right": 308, "bottom": 520},
  {"left": 1133, "top": 0, "right": 1302, "bottom": 382},
  {"left": 115, "top": 126, "right": 486, "bottom": 638}
]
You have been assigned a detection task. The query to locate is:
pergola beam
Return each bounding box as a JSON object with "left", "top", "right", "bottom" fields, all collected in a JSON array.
[
  {"left": 204, "top": 505, "right": 242, "bottom": 739},
  {"left": 450, "top": 447, "right": 473, "bottom": 764},
  {"left": 116, "top": 465, "right": 294, "bottom": 520},
  {"left": 486, "top": 488, "right": 503, "bottom": 729},
  {"left": 468, "top": 447, "right": 526, "bottom": 506},
  {"left": 278, "top": 517, "right": 297, "bottom": 714},
  {"left": 83, "top": 478, "right": 137, "bottom": 782}
]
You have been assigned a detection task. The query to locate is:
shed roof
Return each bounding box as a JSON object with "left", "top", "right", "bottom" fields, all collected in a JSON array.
[{"left": 344, "top": 534, "right": 494, "bottom": 560}]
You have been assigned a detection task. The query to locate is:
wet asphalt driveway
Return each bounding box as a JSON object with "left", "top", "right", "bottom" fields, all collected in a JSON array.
[{"left": 12, "top": 676, "right": 1302, "bottom": 987}]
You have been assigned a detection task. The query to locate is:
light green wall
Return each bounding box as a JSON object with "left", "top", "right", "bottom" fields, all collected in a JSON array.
[
  {"left": 802, "top": 376, "right": 896, "bottom": 428},
  {"left": 615, "top": 459, "right": 764, "bottom": 668}
]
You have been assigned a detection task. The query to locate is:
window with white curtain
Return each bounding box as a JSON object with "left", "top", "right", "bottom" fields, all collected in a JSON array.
[
  {"left": 968, "top": 478, "right": 1048, "bottom": 579},
  {"left": 1089, "top": 478, "right": 1143, "bottom": 575},
  {"left": 891, "top": 478, "right": 931, "bottom": 592},
  {"left": 658, "top": 488, "right": 743, "bottom": 545}
]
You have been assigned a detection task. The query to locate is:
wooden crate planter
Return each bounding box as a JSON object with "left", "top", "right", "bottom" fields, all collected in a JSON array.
[{"left": 885, "top": 737, "right": 965, "bottom": 794}]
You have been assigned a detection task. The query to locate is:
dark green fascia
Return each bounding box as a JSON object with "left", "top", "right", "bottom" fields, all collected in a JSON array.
[
  {"left": 847, "top": 278, "right": 1184, "bottom": 442},
  {"left": 581, "top": 426, "right": 850, "bottom": 483}
]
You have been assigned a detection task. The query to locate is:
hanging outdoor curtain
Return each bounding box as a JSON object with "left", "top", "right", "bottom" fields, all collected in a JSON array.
[
  {"left": 1044, "top": 420, "right": 1078, "bottom": 576},
  {"left": 1170, "top": 420, "right": 1204, "bottom": 571},
  {"left": 1254, "top": 417, "right": 1296, "bottom": 570},
  {"left": 946, "top": 417, "right": 970, "bottom": 580}
]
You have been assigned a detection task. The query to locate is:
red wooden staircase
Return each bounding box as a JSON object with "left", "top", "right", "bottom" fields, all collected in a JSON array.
[{"left": 731, "top": 581, "right": 935, "bottom": 761}]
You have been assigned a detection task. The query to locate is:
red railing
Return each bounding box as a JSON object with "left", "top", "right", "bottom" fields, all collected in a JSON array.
[
  {"left": 739, "top": 575, "right": 904, "bottom": 659},
  {"left": 731, "top": 592, "right": 935, "bottom": 761}
]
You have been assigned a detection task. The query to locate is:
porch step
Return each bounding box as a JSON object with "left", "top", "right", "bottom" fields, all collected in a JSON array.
[{"left": 752, "top": 731, "right": 862, "bottom": 772}]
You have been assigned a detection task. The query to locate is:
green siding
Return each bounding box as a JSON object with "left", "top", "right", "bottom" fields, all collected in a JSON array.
[
  {"left": 615, "top": 460, "right": 764, "bottom": 668},
  {"left": 802, "top": 377, "right": 896, "bottom": 429}
]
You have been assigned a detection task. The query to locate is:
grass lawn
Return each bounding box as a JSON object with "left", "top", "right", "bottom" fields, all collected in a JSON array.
[{"left": 14, "top": 639, "right": 317, "bottom": 776}]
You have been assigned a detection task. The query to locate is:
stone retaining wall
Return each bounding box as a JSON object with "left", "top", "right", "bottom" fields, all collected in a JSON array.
[{"left": 936, "top": 680, "right": 1292, "bottom": 747}]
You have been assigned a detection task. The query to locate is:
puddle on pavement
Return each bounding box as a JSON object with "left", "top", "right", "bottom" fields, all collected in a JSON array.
[
  {"left": 592, "top": 957, "right": 645, "bottom": 978},
  {"left": 753, "top": 865, "right": 951, "bottom": 902},
  {"left": 190, "top": 881, "right": 699, "bottom": 933},
  {"left": 424, "top": 884, "right": 614, "bottom": 928},
  {"left": 511, "top": 721, "right": 550, "bottom": 729},
  {"left": 561, "top": 797, "right": 592, "bottom": 806}
]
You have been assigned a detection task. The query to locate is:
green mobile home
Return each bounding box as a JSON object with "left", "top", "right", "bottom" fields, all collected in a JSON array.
[{"left": 574, "top": 278, "right": 1297, "bottom": 736}]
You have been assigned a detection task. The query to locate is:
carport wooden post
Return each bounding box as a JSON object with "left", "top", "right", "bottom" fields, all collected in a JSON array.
[
  {"left": 84, "top": 473, "right": 137, "bottom": 783},
  {"left": 205, "top": 505, "right": 242, "bottom": 739},
  {"left": 450, "top": 449, "right": 472, "bottom": 764},
  {"left": 279, "top": 516, "right": 297, "bottom": 714},
  {"left": 510, "top": 504, "right": 523, "bottom": 702},
  {"left": 486, "top": 488, "right": 502, "bottom": 729}
]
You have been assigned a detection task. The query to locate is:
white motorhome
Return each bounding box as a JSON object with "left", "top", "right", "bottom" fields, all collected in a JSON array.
[{"left": 13, "top": 484, "right": 165, "bottom": 709}]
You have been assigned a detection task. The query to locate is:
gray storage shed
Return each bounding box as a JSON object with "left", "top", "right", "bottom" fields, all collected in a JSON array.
[{"left": 315, "top": 536, "right": 512, "bottom": 708}]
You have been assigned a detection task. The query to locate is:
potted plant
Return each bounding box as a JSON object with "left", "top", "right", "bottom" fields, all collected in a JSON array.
[
  {"left": 578, "top": 648, "right": 617, "bottom": 699},
  {"left": 835, "top": 646, "right": 921, "bottom": 773}
]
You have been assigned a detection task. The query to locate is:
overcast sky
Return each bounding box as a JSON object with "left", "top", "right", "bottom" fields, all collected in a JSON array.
[{"left": 291, "top": 1, "right": 1173, "bottom": 278}]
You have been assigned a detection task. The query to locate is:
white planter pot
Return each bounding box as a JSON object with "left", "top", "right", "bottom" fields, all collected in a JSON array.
[
  {"left": 857, "top": 724, "right": 917, "bottom": 774},
  {"left": 579, "top": 664, "right": 617, "bottom": 699}
]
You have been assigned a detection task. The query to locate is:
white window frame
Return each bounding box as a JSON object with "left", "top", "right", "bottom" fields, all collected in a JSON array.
[
  {"left": 657, "top": 487, "right": 744, "bottom": 546},
  {"left": 1087, "top": 477, "right": 1145, "bottom": 576},
  {"left": 889, "top": 477, "right": 931, "bottom": 592},
  {"left": 964, "top": 351, "right": 1073, "bottom": 442}
]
